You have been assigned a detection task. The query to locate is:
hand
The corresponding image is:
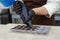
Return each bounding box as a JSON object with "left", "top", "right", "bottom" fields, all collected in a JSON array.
[{"left": 13, "top": 1, "right": 35, "bottom": 27}]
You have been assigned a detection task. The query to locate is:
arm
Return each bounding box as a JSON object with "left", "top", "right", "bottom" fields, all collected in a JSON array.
[{"left": 32, "top": 0, "right": 60, "bottom": 18}]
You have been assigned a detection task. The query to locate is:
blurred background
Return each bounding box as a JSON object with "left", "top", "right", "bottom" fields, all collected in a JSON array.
[{"left": 0, "top": 0, "right": 60, "bottom": 26}]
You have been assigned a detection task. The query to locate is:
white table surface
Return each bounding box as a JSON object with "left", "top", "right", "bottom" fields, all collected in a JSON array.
[{"left": 0, "top": 24, "right": 60, "bottom": 40}]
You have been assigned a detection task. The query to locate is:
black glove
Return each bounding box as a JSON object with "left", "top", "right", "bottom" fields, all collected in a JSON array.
[
  {"left": 13, "top": 1, "right": 35, "bottom": 27},
  {"left": 22, "top": 10, "right": 35, "bottom": 27}
]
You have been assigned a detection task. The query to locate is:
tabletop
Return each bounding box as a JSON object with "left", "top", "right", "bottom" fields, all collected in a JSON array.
[{"left": 0, "top": 24, "right": 60, "bottom": 40}]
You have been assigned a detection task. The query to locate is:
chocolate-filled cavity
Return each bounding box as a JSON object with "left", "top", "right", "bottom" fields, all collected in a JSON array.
[
  {"left": 11, "top": 25, "right": 37, "bottom": 31},
  {"left": 11, "top": 25, "right": 51, "bottom": 35}
]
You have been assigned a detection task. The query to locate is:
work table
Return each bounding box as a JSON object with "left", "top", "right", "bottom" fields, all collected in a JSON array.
[{"left": 0, "top": 24, "right": 60, "bottom": 40}]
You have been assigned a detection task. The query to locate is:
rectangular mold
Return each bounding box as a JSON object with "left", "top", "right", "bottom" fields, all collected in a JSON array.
[{"left": 10, "top": 25, "right": 51, "bottom": 35}]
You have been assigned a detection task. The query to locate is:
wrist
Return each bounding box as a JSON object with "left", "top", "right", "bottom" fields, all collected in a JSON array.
[{"left": 32, "top": 7, "right": 48, "bottom": 15}]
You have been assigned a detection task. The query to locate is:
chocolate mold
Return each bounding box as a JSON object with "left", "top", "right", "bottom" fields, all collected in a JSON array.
[{"left": 10, "top": 25, "right": 51, "bottom": 35}]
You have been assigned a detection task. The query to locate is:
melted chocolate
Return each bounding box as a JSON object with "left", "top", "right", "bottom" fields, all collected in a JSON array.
[{"left": 12, "top": 25, "right": 37, "bottom": 31}]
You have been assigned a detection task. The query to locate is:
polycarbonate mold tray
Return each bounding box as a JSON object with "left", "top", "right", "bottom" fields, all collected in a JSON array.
[{"left": 10, "top": 25, "right": 51, "bottom": 35}]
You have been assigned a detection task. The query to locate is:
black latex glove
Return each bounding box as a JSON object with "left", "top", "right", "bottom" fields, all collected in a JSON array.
[{"left": 13, "top": 1, "right": 35, "bottom": 27}]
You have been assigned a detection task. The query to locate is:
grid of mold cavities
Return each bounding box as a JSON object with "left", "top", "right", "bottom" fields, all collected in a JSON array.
[{"left": 12, "top": 25, "right": 37, "bottom": 31}]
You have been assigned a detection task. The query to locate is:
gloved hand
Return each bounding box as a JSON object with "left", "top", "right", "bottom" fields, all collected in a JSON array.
[{"left": 13, "top": 1, "right": 35, "bottom": 27}]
